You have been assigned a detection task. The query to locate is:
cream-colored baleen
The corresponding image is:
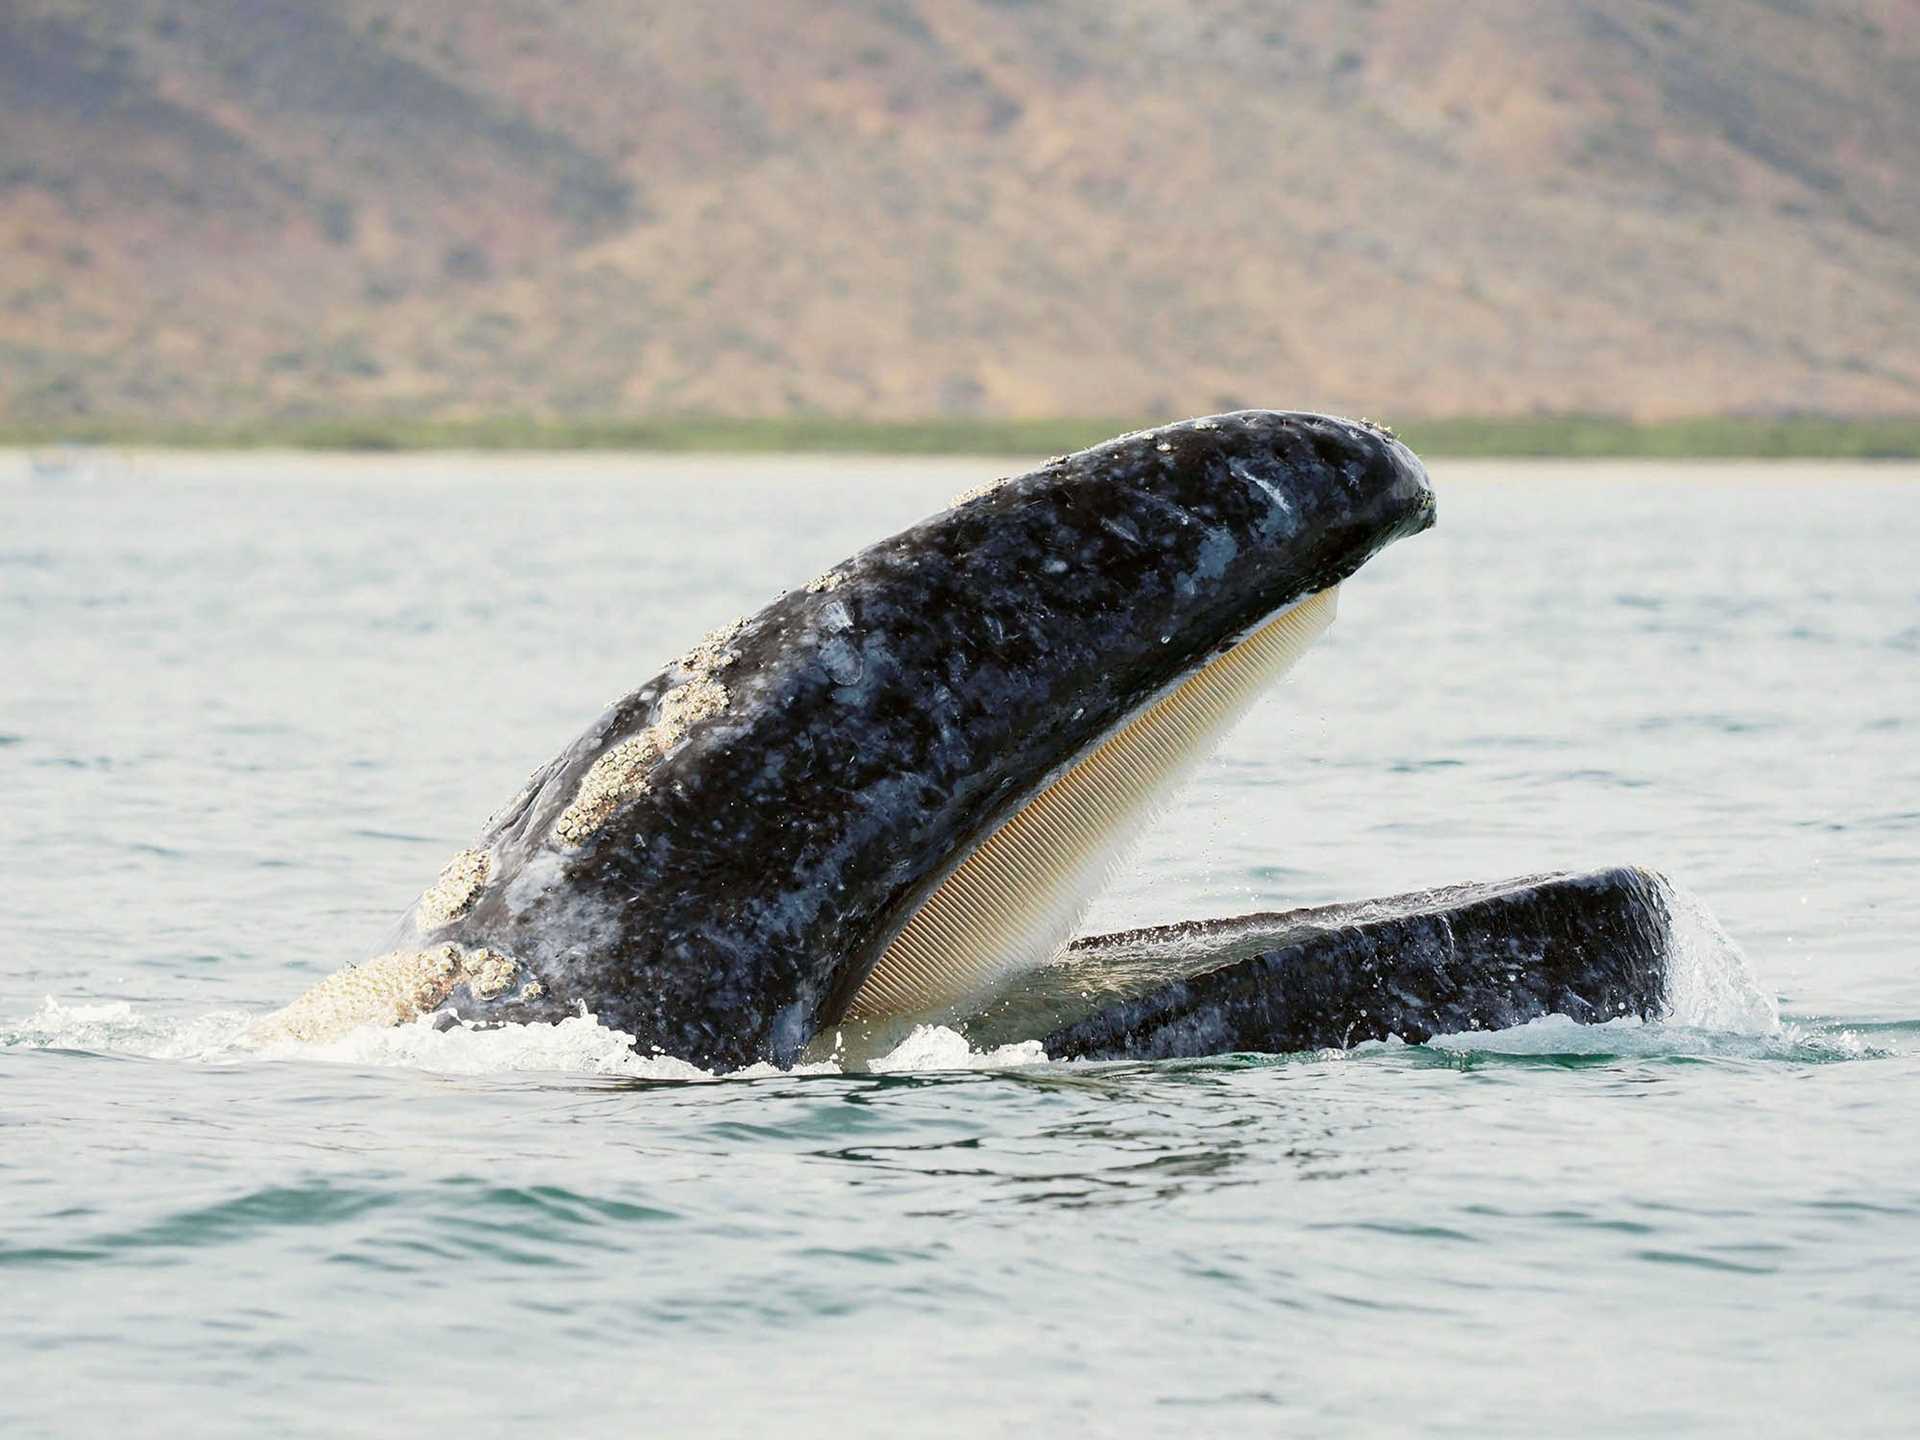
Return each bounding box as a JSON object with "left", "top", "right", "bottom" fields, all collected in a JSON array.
[{"left": 843, "top": 585, "right": 1339, "bottom": 1024}]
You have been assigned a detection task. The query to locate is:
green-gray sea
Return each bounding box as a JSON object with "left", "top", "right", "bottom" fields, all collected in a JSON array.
[{"left": 3, "top": 452, "right": 1916, "bottom": 1437}]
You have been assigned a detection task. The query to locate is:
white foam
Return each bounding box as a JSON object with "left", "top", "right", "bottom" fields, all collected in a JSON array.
[
  {"left": 250, "top": 1011, "right": 721, "bottom": 1080},
  {"left": 1, "top": 997, "right": 257, "bottom": 1062},
  {"left": 2, "top": 999, "right": 1050, "bottom": 1080},
  {"left": 0, "top": 890, "right": 1797, "bottom": 1076},
  {"left": 1421, "top": 1013, "right": 1722, "bottom": 1056},
  {"left": 1393, "top": 1012, "right": 1878, "bottom": 1062},
  {"left": 865, "top": 1024, "right": 1049, "bottom": 1073}
]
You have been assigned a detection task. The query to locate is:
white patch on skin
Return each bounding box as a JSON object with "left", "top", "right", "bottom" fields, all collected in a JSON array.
[
  {"left": 505, "top": 848, "right": 569, "bottom": 916},
  {"left": 250, "top": 943, "right": 527, "bottom": 1045},
  {"left": 1194, "top": 528, "right": 1239, "bottom": 581},
  {"left": 485, "top": 769, "right": 544, "bottom": 830},
  {"left": 413, "top": 847, "right": 493, "bottom": 933},
  {"left": 819, "top": 634, "right": 864, "bottom": 686},
  {"left": 1229, "top": 456, "right": 1297, "bottom": 533}
]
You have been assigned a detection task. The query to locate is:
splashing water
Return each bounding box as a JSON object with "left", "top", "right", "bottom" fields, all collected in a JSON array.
[
  {"left": 1655, "top": 873, "right": 1780, "bottom": 1032},
  {"left": 1, "top": 996, "right": 1058, "bottom": 1078},
  {"left": 0, "top": 883, "right": 1801, "bottom": 1076},
  {"left": 2, "top": 998, "right": 259, "bottom": 1064}
]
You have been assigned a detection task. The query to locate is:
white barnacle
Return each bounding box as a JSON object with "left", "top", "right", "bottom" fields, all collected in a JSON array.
[
  {"left": 678, "top": 617, "right": 745, "bottom": 676},
  {"left": 464, "top": 949, "right": 520, "bottom": 1000},
  {"left": 949, "top": 480, "right": 999, "bottom": 507},
  {"left": 654, "top": 675, "right": 730, "bottom": 745},
  {"left": 949, "top": 476, "right": 1008, "bottom": 507},
  {"left": 550, "top": 676, "right": 732, "bottom": 846},
  {"left": 805, "top": 569, "right": 845, "bottom": 593},
  {"left": 250, "top": 942, "right": 528, "bottom": 1045},
  {"left": 551, "top": 732, "right": 663, "bottom": 845},
  {"left": 413, "top": 846, "right": 493, "bottom": 933}
]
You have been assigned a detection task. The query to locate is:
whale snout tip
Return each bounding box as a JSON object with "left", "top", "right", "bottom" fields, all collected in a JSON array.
[
  {"left": 1341, "top": 414, "right": 1436, "bottom": 539},
  {"left": 1393, "top": 437, "right": 1437, "bottom": 535},
  {"left": 1191, "top": 407, "right": 1436, "bottom": 542}
]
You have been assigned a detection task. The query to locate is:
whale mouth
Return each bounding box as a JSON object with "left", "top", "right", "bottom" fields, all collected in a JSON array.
[
  {"left": 837, "top": 583, "right": 1340, "bottom": 1035},
  {"left": 263, "top": 410, "right": 1439, "bottom": 1072}
]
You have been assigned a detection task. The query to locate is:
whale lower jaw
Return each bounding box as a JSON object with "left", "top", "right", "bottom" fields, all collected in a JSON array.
[{"left": 810, "top": 866, "right": 1694, "bottom": 1069}]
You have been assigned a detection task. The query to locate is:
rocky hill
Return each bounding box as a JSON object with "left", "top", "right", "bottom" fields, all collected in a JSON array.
[{"left": 4, "top": 0, "right": 1917, "bottom": 424}]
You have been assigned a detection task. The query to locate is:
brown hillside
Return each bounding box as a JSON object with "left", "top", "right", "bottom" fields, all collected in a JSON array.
[{"left": 3, "top": 0, "right": 1918, "bottom": 424}]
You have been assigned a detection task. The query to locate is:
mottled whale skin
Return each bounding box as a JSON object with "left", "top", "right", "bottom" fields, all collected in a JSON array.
[{"left": 273, "top": 410, "right": 1435, "bottom": 1070}]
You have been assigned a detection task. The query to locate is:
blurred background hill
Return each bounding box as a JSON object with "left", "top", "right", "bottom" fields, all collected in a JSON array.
[{"left": 3, "top": 0, "right": 1918, "bottom": 431}]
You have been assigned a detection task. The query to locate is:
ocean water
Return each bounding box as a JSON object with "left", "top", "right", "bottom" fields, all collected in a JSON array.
[{"left": 3, "top": 450, "right": 1916, "bottom": 1437}]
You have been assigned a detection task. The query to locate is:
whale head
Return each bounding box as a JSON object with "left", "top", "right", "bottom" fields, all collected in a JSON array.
[{"left": 264, "top": 411, "right": 1434, "bottom": 1070}]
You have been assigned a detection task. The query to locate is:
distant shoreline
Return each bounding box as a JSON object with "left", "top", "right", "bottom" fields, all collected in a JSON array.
[{"left": 5, "top": 414, "right": 1919, "bottom": 459}]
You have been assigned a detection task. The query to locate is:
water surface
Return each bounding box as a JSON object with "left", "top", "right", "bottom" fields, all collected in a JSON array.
[{"left": 3, "top": 452, "right": 1917, "bottom": 1436}]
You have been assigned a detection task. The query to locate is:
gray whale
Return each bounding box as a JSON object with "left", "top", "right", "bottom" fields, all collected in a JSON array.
[{"left": 263, "top": 411, "right": 1683, "bottom": 1070}]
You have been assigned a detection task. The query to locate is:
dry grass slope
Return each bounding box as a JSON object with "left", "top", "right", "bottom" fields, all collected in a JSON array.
[{"left": 4, "top": 0, "right": 1917, "bottom": 426}]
